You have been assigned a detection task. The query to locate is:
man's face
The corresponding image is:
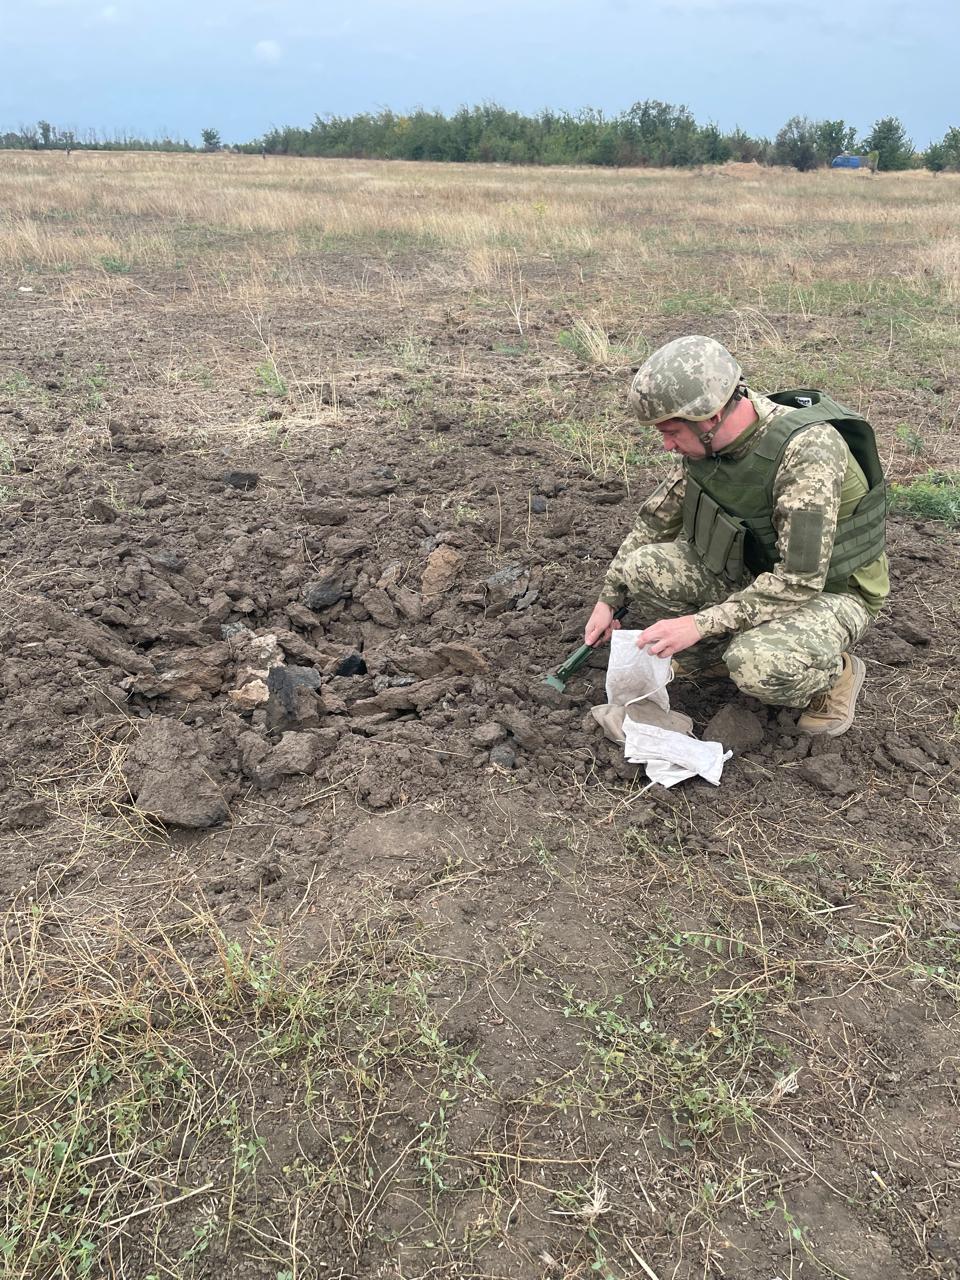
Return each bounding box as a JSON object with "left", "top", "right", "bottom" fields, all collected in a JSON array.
[{"left": 654, "top": 418, "right": 711, "bottom": 458}]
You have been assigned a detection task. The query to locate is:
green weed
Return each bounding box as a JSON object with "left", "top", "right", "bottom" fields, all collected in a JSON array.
[
  {"left": 890, "top": 471, "right": 960, "bottom": 524},
  {"left": 256, "top": 360, "right": 288, "bottom": 397},
  {"left": 99, "top": 255, "right": 132, "bottom": 274}
]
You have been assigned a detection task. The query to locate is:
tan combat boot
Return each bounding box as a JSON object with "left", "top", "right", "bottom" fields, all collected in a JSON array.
[{"left": 797, "top": 653, "right": 866, "bottom": 737}]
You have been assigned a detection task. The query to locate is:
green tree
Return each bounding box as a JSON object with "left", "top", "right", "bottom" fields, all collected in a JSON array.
[
  {"left": 774, "top": 116, "right": 819, "bottom": 171},
  {"left": 941, "top": 126, "right": 960, "bottom": 167},
  {"left": 924, "top": 142, "right": 948, "bottom": 174},
  {"left": 813, "top": 119, "right": 857, "bottom": 162},
  {"left": 861, "top": 117, "right": 915, "bottom": 171},
  {"left": 201, "top": 127, "right": 221, "bottom": 152}
]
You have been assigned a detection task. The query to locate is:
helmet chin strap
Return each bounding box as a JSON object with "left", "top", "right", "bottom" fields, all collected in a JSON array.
[{"left": 692, "top": 386, "right": 746, "bottom": 457}]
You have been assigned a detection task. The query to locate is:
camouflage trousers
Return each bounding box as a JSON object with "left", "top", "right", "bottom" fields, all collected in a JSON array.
[{"left": 621, "top": 539, "right": 872, "bottom": 708}]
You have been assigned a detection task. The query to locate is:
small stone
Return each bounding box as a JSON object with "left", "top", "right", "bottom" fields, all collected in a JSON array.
[
  {"left": 206, "top": 591, "right": 234, "bottom": 622},
  {"left": 265, "top": 665, "right": 322, "bottom": 731},
  {"left": 303, "top": 576, "right": 347, "bottom": 611},
  {"left": 485, "top": 565, "right": 530, "bottom": 609},
  {"left": 335, "top": 652, "right": 367, "bottom": 677},
  {"left": 489, "top": 743, "right": 516, "bottom": 769},
  {"left": 223, "top": 470, "right": 259, "bottom": 490}
]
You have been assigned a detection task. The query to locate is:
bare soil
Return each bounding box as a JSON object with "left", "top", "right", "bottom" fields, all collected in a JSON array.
[{"left": 2, "top": 233, "right": 960, "bottom": 1280}]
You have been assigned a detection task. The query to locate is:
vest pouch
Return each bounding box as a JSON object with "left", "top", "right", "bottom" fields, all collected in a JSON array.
[{"left": 685, "top": 485, "right": 746, "bottom": 582}]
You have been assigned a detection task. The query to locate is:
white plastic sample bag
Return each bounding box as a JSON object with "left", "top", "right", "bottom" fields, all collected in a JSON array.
[{"left": 596, "top": 630, "right": 732, "bottom": 788}]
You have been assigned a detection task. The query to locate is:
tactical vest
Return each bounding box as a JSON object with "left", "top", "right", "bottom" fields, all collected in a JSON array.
[{"left": 681, "top": 389, "right": 887, "bottom": 589}]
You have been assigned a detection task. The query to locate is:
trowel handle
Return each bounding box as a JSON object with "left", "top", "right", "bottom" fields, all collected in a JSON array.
[{"left": 555, "top": 605, "right": 628, "bottom": 680}]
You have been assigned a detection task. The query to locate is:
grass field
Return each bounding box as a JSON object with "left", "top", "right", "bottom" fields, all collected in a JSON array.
[{"left": 1, "top": 152, "right": 959, "bottom": 1280}]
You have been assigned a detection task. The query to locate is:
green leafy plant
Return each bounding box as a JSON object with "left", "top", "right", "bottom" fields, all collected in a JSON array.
[
  {"left": 256, "top": 360, "right": 288, "bottom": 397},
  {"left": 891, "top": 471, "right": 960, "bottom": 524}
]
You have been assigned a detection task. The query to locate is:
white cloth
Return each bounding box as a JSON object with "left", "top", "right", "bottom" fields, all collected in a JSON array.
[{"left": 600, "top": 630, "right": 732, "bottom": 789}]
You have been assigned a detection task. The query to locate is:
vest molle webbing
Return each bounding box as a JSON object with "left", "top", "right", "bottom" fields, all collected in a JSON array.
[{"left": 681, "top": 389, "right": 887, "bottom": 588}]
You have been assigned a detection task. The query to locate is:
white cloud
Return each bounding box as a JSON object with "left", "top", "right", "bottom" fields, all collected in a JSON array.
[{"left": 254, "top": 38, "right": 283, "bottom": 63}]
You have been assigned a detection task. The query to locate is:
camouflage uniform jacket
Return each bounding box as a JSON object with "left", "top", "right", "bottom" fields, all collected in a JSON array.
[{"left": 599, "top": 390, "right": 888, "bottom": 637}]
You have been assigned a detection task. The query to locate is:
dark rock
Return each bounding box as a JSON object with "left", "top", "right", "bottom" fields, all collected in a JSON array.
[
  {"left": 335, "top": 652, "right": 367, "bottom": 677},
  {"left": 123, "top": 718, "right": 229, "bottom": 827},
  {"left": 223, "top": 470, "right": 260, "bottom": 490},
  {"left": 303, "top": 576, "right": 347, "bottom": 611},
  {"left": 485, "top": 564, "right": 530, "bottom": 611},
  {"left": 489, "top": 744, "right": 516, "bottom": 769},
  {"left": 702, "top": 704, "right": 765, "bottom": 753},
  {"left": 266, "top": 665, "right": 322, "bottom": 731},
  {"left": 148, "top": 549, "right": 187, "bottom": 573}
]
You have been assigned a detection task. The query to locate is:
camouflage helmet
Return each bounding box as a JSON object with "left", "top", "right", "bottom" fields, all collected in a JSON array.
[{"left": 629, "top": 336, "right": 742, "bottom": 425}]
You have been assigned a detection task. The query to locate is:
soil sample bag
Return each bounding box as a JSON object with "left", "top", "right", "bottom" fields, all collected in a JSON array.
[{"left": 594, "top": 631, "right": 732, "bottom": 788}]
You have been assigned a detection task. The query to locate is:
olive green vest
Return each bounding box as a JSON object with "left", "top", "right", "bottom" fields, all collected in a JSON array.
[{"left": 681, "top": 389, "right": 887, "bottom": 589}]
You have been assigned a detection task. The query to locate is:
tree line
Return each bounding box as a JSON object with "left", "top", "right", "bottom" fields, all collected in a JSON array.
[{"left": 4, "top": 106, "right": 960, "bottom": 173}]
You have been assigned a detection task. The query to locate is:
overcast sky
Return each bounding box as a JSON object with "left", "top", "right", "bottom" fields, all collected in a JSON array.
[{"left": 2, "top": 0, "right": 955, "bottom": 147}]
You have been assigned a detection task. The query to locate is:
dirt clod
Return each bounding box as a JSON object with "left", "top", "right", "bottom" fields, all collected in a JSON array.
[
  {"left": 702, "top": 703, "right": 765, "bottom": 753},
  {"left": 798, "top": 755, "right": 860, "bottom": 797},
  {"left": 123, "top": 718, "right": 229, "bottom": 827}
]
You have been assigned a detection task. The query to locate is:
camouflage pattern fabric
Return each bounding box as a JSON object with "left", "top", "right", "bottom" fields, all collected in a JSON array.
[
  {"left": 600, "top": 390, "right": 888, "bottom": 629},
  {"left": 629, "top": 335, "right": 741, "bottom": 424},
  {"left": 618, "top": 539, "right": 871, "bottom": 706}
]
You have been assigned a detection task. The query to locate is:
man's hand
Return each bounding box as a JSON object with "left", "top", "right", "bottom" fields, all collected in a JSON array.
[
  {"left": 584, "top": 601, "right": 622, "bottom": 647},
  {"left": 637, "top": 615, "right": 702, "bottom": 658}
]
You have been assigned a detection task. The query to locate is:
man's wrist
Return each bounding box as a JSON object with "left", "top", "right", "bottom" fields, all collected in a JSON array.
[
  {"left": 598, "top": 585, "right": 626, "bottom": 610},
  {"left": 693, "top": 606, "right": 731, "bottom": 639}
]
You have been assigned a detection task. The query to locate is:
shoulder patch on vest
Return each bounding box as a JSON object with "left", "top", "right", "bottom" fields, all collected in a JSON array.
[{"left": 785, "top": 509, "right": 825, "bottom": 574}]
